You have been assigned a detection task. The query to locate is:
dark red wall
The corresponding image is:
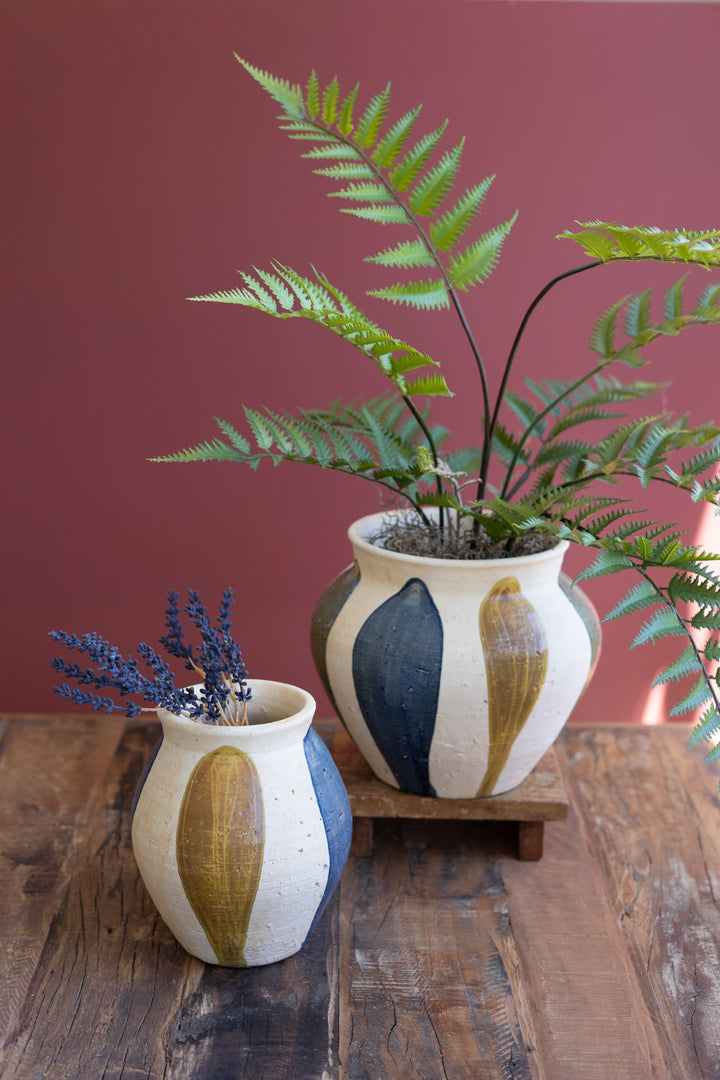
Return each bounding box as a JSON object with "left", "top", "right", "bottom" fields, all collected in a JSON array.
[{"left": 4, "top": 0, "right": 720, "bottom": 725}]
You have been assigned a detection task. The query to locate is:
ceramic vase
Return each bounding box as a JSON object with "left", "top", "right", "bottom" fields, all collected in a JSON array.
[
  {"left": 131, "top": 679, "right": 352, "bottom": 967},
  {"left": 311, "top": 511, "right": 601, "bottom": 799}
]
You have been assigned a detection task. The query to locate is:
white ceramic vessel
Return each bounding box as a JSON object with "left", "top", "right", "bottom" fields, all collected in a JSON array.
[
  {"left": 312, "top": 511, "right": 600, "bottom": 799},
  {"left": 131, "top": 679, "right": 352, "bottom": 966}
]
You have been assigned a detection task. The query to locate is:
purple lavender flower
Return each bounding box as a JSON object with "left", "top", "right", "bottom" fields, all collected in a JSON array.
[{"left": 49, "top": 589, "right": 252, "bottom": 724}]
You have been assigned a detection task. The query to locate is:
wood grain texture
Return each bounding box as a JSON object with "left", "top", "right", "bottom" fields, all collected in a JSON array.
[
  {"left": 333, "top": 729, "right": 568, "bottom": 822},
  {"left": 2, "top": 715, "right": 720, "bottom": 1079}
]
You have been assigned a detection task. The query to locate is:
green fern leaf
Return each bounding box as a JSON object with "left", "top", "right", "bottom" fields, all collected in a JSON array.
[
  {"left": 149, "top": 438, "right": 248, "bottom": 465},
  {"left": 354, "top": 84, "right": 391, "bottom": 149},
  {"left": 504, "top": 392, "right": 543, "bottom": 432},
  {"left": 389, "top": 121, "right": 448, "bottom": 192},
  {"left": 653, "top": 645, "right": 703, "bottom": 686},
  {"left": 694, "top": 283, "right": 720, "bottom": 312},
  {"left": 430, "top": 177, "right": 494, "bottom": 252},
  {"left": 623, "top": 289, "right": 653, "bottom": 339},
  {"left": 328, "top": 182, "right": 394, "bottom": 203},
  {"left": 235, "top": 55, "right": 305, "bottom": 118},
  {"left": 409, "top": 139, "right": 464, "bottom": 216},
  {"left": 589, "top": 298, "right": 627, "bottom": 359},
  {"left": 404, "top": 373, "right": 453, "bottom": 397},
  {"left": 690, "top": 704, "right": 720, "bottom": 747},
  {"left": 337, "top": 83, "right": 360, "bottom": 136},
  {"left": 321, "top": 75, "right": 340, "bottom": 124},
  {"left": 312, "top": 162, "right": 376, "bottom": 181},
  {"left": 372, "top": 106, "right": 422, "bottom": 169},
  {"left": 305, "top": 70, "right": 320, "bottom": 119},
  {"left": 367, "top": 279, "right": 449, "bottom": 310},
  {"left": 448, "top": 216, "right": 517, "bottom": 291},
  {"left": 559, "top": 222, "right": 720, "bottom": 267},
  {"left": 339, "top": 204, "right": 409, "bottom": 225},
  {"left": 632, "top": 607, "right": 686, "bottom": 647},
  {"left": 365, "top": 238, "right": 434, "bottom": 269},
  {"left": 663, "top": 276, "right": 687, "bottom": 319},
  {"left": 557, "top": 228, "right": 616, "bottom": 261},
  {"left": 301, "top": 143, "right": 366, "bottom": 162},
  {"left": 575, "top": 548, "right": 635, "bottom": 580},
  {"left": 214, "top": 418, "right": 251, "bottom": 455},
  {"left": 670, "top": 677, "right": 714, "bottom": 716}
]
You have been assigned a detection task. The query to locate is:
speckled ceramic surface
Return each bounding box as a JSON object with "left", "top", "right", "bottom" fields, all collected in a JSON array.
[
  {"left": 131, "top": 680, "right": 352, "bottom": 966},
  {"left": 312, "top": 512, "right": 601, "bottom": 799}
]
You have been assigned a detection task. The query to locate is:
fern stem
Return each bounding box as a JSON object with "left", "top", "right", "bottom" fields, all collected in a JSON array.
[
  {"left": 402, "top": 393, "right": 446, "bottom": 522},
  {"left": 502, "top": 359, "right": 611, "bottom": 501},
  {"left": 481, "top": 260, "right": 605, "bottom": 502},
  {"left": 634, "top": 566, "right": 720, "bottom": 722},
  {"left": 295, "top": 110, "right": 492, "bottom": 528}
]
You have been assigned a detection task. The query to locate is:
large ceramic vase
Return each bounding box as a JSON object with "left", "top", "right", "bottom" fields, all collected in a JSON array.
[
  {"left": 131, "top": 679, "right": 352, "bottom": 967},
  {"left": 311, "top": 511, "right": 600, "bottom": 799}
]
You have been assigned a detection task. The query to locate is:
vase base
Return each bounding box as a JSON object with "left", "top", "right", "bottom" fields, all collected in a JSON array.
[{"left": 331, "top": 730, "right": 569, "bottom": 861}]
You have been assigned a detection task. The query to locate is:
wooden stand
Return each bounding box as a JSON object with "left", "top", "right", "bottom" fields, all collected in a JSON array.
[{"left": 331, "top": 729, "right": 569, "bottom": 860}]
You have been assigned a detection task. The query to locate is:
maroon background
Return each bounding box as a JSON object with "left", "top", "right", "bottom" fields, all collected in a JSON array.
[{"left": 4, "top": 0, "right": 720, "bottom": 724}]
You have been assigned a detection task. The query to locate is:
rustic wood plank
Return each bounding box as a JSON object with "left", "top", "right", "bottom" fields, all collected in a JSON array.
[
  {"left": 1, "top": 718, "right": 342, "bottom": 1080},
  {"left": 338, "top": 819, "right": 534, "bottom": 1079},
  {"left": 500, "top": 801, "right": 669, "bottom": 1079},
  {"left": 0, "top": 719, "right": 202, "bottom": 1080},
  {"left": 332, "top": 729, "right": 568, "bottom": 823},
  {"left": 517, "top": 820, "right": 544, "bottom": 861},
  {"left": 165, "top": 899, "right": 340, "bottom": 1080},
  {"left": 0, "top": 716, "right": 126, "bottom": 1048},
  {"left": 555, "top": 725, "right": 720, "bottom": 1080}
]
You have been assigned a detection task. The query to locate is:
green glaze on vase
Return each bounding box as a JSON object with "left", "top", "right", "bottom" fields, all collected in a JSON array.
[
  {"left": 176, "top": 745, "right": 264, "bottom": 967},
  {"left": 477, "top": 577, "right": 548, "bottom": 796}
]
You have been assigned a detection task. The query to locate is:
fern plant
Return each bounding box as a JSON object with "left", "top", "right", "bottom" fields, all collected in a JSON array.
[{"left": 153, "top": 57, "right": 720, "bottom": 774}]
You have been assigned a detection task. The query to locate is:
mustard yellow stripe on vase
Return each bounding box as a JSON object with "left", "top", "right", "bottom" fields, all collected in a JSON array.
[
  {"left": 477, "top": 578, "right": 548, "bottom": 797},
  {"left": 176, "top": 746, "right": 264, "bottom": 966}
]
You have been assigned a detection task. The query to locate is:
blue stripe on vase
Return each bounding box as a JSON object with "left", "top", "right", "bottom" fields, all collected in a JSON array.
[
  {"left": 352, "top": 577, "right": 442, "bottom": 796},
  {"left": 302, "top": 727, "right": 353, "bottom": 942},
  {"left": 130, "top": 734, "right": 163, "bottom": 823}
]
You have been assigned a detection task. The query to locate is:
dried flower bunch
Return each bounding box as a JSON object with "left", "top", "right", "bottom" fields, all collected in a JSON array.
[{"left": 49, "top": 588, "right": 251, "bottom": 725}]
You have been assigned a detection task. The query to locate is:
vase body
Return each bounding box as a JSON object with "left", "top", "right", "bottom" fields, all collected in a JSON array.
[
  {"left": 311, "top": 511, "right": 600, "bottom": 799},
  {"left": 131, "top": 680, "right": 352, "bottom": 967}
]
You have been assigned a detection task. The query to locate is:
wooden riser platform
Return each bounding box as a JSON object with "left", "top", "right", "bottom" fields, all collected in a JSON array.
[{"left": 331, "top": 729, "right": 569, "bottom": 860}]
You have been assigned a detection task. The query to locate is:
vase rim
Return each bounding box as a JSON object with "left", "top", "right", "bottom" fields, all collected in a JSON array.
[
  {"left": 348, "top": 510, "right": 569, "bottom": 569},
  {"left": 155, "top": 677, "right": 316, "bottom": 737}
]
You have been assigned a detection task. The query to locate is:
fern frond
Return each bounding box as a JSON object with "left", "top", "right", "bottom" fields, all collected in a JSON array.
[
  {"left": 339, "top": 204, "right": 409, "bottom": 225},
  {"left": 365, "top": 238, "right": 435, "bottom": 269},
  {"left": 371, "top": 106, "right": 422, "bottom": 168},
  {"left": 354, "top": 84, "right": 391, "bottom": 149},
  {"left": 448, "top": 215, "right": 518, "bottom": 291},
  {"left": 409, "top": 139, "right": 464, "bottom": 216},
  {"left": 191, "top": 262, "right": 446, "bottom": 395},
  {"left": 328, "top": 183, "right": 394, "bottom": 203},
  {"left": 321, "top": 75, "right": 340, "bottom": 125},
  {"left": 389, "top": 122, "right": 448, "bottom": 192},
  {"left": 430, "top": 178, "right": 494, "bottom": 252},
  {"left": 632, "top": 607, "right": 687, "bottom": 647},
  {"left": 234, "top": 55, "right": 305, "bottom": 118},
  {"left": 559, "top": 222, "right": 720, "bottom": 268},
  {"left": 367, "top": 279, "right": 450, "bottom": 310},
  {"left": 670, "top": 678, "right": 715, "bottom": 716},
  {"left": 337, "top": 83, "right": 360, "bottom": 136},
  {"left": 149, "top": 438, "right": 249, "bottom": 465},
  {"left": 653, "top": 645, "right": 703, "bottom": 686}
]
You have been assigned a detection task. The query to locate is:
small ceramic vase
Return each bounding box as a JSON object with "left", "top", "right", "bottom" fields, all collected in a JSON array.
[
  {"left": 312, "top": 511, "right": 601, "bottom": 799},
  {"left": 131, "top": 679, "right": 352, "bottom": 967}
]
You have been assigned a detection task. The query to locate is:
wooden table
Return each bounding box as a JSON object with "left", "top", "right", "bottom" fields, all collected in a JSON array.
[{"left": 2, "top": 714, "right": 720, "bottom": 1079}]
